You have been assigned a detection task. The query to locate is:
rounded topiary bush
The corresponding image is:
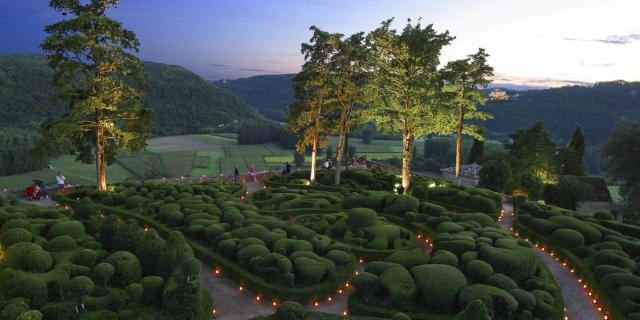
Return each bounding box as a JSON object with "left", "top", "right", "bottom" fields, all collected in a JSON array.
[
  {"left": 468, "top": 195, "right": 497, "bottom": 214},
  {"left": 46, "top": 235, "right": 77, "bottom": 251},
  {"left": 326, "top": 250, "right": 352, "bottom": 265},
  {"left": 0, "top": 298, "right": 30, "bottom": 320},
  {"left": 391, "top": 313, "right": 412, "bottom": 320},
  {"left": 437, "top": 222, "right": 464, "bottom": 234},
  {"left": 237, "top": 244, "right": 270, "bottom": 266},
  {"left": 379, "top": 265, "right": 417, "bottom": 304},
  {"left": 352, "top": 272, "right": 379, "bottom": 295},
  {"left": 596, "top": 249, "right": 636, "bottom": 271},
  {"left": 47, "top": 220, "right": 86, "bottom": 239},
  {"left": 68, "top": 276, "right": 94, "bottom": 299},
  {"left": 0, "top": 228, "right": 32, "bottom": 248},
  {"left": 75, "top": 197, "right": 99, "bottom": 219},
  {"left": 453, "top": 299, "right": 491, "bottom": 320},
  {"left": 347, "top": 208, "right": 377, "bottom": 228},
  {"left": 7, "top": 275, "right": 48, "bottom": 308},
  {"left": 274, "top": 301, "right": 305, "bottom": 320},
  {"left": 411, "top": 263, "right": 467, "bottom": 312},
  {"left": 24, "top": 249, "right": 53, "bottom": 273},
  {"left": 104, "top": 251, "right": 142, "bottom": 287},
  {"left": 431, "top": 250, "right": 459, "bottom": 267},
  {"left": 594, "top": 210, "right": 614, "bottom": 221},
  {"left": 552, "top": 228, "right": 584, "bottom": 249},
  {"left": 509, "top": 288, "right": 536, "bottom": 312},
  {"left": 594, "top": 265, "right": 631, "bottom": 281},
  {"left": 485, "top": 273, "right": 518, "bottom": 291},
  {"left": 458, "top": 284, "right": 518, "bottom": 319},
  {"left": 466, "top": 260, "right": 494, "bottom": 283},
  {"left": 141, "top": 276, "right": 165, "bottom": 306},
  {"left": 549, "top": 215, "right": 601, "bottom": 244},
  {"left": 386, "top": 249, "right": 430, "bottom": 269},
  {"left": 293, "top": 257, "right": 325, "bottom": 286},
  {"left": 532, "top": 289, "right": 555, "bottom": 318},
  {"left": 1, "top": 218, "right": 31, "bottom": 233},
  {"left": 73, "top": 248, "right": 97, "bottom": 268}
]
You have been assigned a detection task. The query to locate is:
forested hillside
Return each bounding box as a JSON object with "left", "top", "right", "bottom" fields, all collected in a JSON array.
[
  {"left": 215, "top": 74, "right": 640, "bottom": 146},
  {"left": 482, "top": 81, "right": 640, "bottom": 145},
  {"left": 0, "top": 54, "right": 265, "bottom": 135},
  {"left": 0, "top": 53, "right": 267, "bottom": 175},
  {"left": 213, "top": 74, "right": 295, "bottom": 122}
]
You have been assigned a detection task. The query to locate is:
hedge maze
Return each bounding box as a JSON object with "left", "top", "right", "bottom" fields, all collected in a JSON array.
[
  {"left": 0, "top": 169, "right": 577, "bottom": 319},
  {"left": 515, "top": 201, "right": 640, "bottom": 320},
  {"left": 0, "top": 204, "right": 212, "bottom": 320}
]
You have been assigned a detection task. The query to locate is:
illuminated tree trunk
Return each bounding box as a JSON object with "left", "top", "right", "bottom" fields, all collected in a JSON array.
[
  {"left": 401, "top": 120, "right": 413, "bottom": 192},
  {"left": 455, "top": 105, "right": 464, "bottom": 185},
  {"left": 309, "top": 99, "right": 322, "bottom": 184},
  {"left": 334, "top": 110, "right": 347, "bottom": 185},
  {"left": 95, "top": 123, "right": 107, "bottom": 191}
]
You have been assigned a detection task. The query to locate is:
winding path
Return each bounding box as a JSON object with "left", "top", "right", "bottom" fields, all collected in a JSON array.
[{"left": 498, "top": 200, "right": 602, "bottom": 320}]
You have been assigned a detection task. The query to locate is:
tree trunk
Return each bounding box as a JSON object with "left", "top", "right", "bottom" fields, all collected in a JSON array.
[
  {"left": 334, "top": 111, "right": 347, "bottom": 185},
  {"left": 455, "top": 106, "right": 464, "bottom": 185},
  {"left": 401, "top": 121, "right": 413, "bottom": 193},
  {"left": 309, "top": 99, "right": 322, "bottom": 184},
  {"left": 343, "top": 129, "right": 349, "bottom": 166},
  {"left": 96, "top": 125, "right": 107, "bottom": 191}
]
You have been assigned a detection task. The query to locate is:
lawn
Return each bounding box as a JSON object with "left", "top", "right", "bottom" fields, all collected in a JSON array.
[
  {"left": 178, "top": 134, "right": 237, "bottom": 145},
  {"left": 0, "top": 155, "right": 132, "bottom": 190},
  {"left": 190, "top": 151, "right": 224, "bottom": 176}
]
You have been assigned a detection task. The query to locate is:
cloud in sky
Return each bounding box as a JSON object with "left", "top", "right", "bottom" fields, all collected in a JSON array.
[
  {"left": 210, "top": 63, "right": 229, "bottom": 68},
  {"left": 561, "top": 33, "right": 640, "bottom": 45},
  {"left": 238, "top": 68, "right": 281, "bottom": 74},
  {"left": 492, "top": 73, "right": 593, "bottom": 88},
  {"left": 579, "top": 61, "right": 616, "bottom": 68}
]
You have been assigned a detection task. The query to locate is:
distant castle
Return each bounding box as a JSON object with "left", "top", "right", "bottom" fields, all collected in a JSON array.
[{"left": 488, "top": 88, "right": 509, "bottom": 100}]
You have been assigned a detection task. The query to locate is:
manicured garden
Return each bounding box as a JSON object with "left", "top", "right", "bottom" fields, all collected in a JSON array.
[
  {"left": 514, "top": 201, "right": 640, "bottom": 320},
  {"left": 1, "top": 168, "right": 576, "bottom": 319}
]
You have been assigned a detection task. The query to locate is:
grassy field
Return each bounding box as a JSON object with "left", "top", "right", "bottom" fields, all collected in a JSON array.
[
  {"left": 0, "top": 134, "right": 472, "bottom": 190},
  {"left": 0, "top": 155, "right": 132, "bottom": 190},
  {"left": 608, "top": 185, "right": 623, "bottom": 201}
]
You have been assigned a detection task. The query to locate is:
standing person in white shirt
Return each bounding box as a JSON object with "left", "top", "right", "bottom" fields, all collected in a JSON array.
[{"left": 56, "top": 171, "right": 66, "bottom": 193}]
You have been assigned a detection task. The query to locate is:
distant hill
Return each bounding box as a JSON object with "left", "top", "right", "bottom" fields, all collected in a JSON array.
[
  {"left": 213, "top": 74, "right": 295, "bottom": 122},
  {"left": 482, "top": 81, "right": 640, "bottom": 145},
  {"left": 214, "top": 74, "right": 640, "bottom": 146},
  {"left": 0, "top": 54, "right": 266, "bottom": 136}
]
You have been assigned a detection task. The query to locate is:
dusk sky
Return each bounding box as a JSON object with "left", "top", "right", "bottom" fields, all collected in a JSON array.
[{"left": 1, "top": 0, "right": 639, "bottom": 87}]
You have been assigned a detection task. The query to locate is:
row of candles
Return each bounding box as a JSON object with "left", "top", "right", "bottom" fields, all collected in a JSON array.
[{"left": 498, "top": 209, "right": 610, "bottom": 320}]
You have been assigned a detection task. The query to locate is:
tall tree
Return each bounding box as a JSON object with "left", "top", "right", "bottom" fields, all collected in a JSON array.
[
  {"left": 367, "top": 19, "right": 454, "bottom": 191},
  {"left": 35, "top": 0, "right": 151, "bottom": 191},
  {"left": 565, "top": 124, "right": 587, "bottom": 175},
  {"left": 327, "top": 32, "right": 371, "bottom": 185},
  {"left": 602, "top": 120, "right": 640, "bottom": 218},
  {"left": 467, "top": 128, "right": 485, "bottom": 165},
  {"left": 286, "top": 26, "right": 340, "bottom": 183},
  {"left": 505, "top": 121, "right": 558, "bottom": 184},
  {"left": 441, "top": 49, "right": 493, "bottom": 184}
]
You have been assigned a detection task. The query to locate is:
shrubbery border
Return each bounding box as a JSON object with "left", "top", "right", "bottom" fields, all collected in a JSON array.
[{"left": 513, "top": 215, "right": 624, "bottom": 320}]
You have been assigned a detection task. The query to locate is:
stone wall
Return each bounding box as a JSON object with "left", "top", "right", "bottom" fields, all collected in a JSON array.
[
  {"left": 441, "top": 172, "right": 479, "bottom": 187},
  {"left": 576, "top": 201, "right": 613, "bottom": 216}
]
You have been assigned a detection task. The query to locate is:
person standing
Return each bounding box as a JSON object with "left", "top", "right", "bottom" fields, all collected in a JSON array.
[
  {"left": 249, "top": 164, "right": 256, "bottom": 179},
  {"left": 285, "top": 162, "right": 291, "bottom": 174},
  {"left": 56, "top": 172, "right": 66, "bottom": 193},
  {"left": 234, "top": 165, "right": 239, "bottom": 182},
  {"left": 281, "top": 162, "right": 286, "bottom": 175}
]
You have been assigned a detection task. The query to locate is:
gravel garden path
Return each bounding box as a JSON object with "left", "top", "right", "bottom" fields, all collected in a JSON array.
[{"left": 498, "top": 200, "right": 602, "bottom": 320}]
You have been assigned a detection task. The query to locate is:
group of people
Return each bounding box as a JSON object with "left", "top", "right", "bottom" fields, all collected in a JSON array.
[
  {"left": 233, "top": 164, "right": 258, "bottom": 182},
  {"left": 27, "top": 171, "right": 65, "bottom": 200},
  {"left": 280, "top": 162, "right": 292, "bottom": 175}
]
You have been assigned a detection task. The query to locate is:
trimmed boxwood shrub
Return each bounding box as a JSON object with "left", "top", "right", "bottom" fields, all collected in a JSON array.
[
  {"left": 47, "top": 235, "right": 77, "bottom": 251},
  {"left": 326, "top": 250, "right": 352, "bottom": 265},
  {"left": 274, "top": 301, "right": 305, "bottom": 320},
  {"left": 293, "top": 257, "right": 326, "bottom": 286},
  {"left": 7, "top": 274, "right": 48, "bottom": 308},
  {"left": 92, "top": 262, "right": 115, "bottom": 288},
  {"left": 454, "top": 299, "right": 491, "bottom": 320},
  {"left": 595, "top": 265, "right": 631, "bottom": 281},
  {"left": 552, "top": 228, "right": 584, "bottom": 249},
  {"left": 458, "top": 284, "right": 518, "bottom": 319},
  {"left": 437, "top": 239, "right": 476, "bottom": 257},
  {"left": 104, "top": 251, "right": 142, "bottom": 287},
  {"left": 468, "top": 195, "right": 497, "bottom": 214},
  {"left": 73, "top": 248, "right": 97, "bottom": 268},
  {"left": 411, "top": 264, "right": 467, "bottom": 312},
  {"left": 466, "top": 260, "right": 494, "bottom": 283},
  {"left": 594, "top": 210, "right": 615, "bottom": 221},
  {"left": 124, "top": 195, "right": 150, "bottom": 210},
  {"left": 509, "top": 288, "right": 536, "bottom": 312},
  {"left": 479, "top": 246, "right": 536, "bottom": 283},
  {"left": 596, "top": 249, "right": 636, "bottom": 272},
  {"left": 0, "top": 228, "right": 32, "bottom": 248},
  {"left": 24, "top": 249, "right": 53, "bottom": 273},
  {"left": 386, "top": 249, "right": 430, "bottom": 269},
  {"left": 549, "top": 215, "right": 602, "bottom": 245},
  {"left": 431, "top": 250, "right": 459, "bottom": 267},
  {"left": 347, "top": 208, "right": 377, "bottom": 228},
  {"left": 237, "top": 244, "right": 270, "bottom": 266},
  {"left": 352, "top": 271, "right": 380, "bottom": 295},
  {"left": 379, "top": 265, "right": 417, "bottom": 304},
  {"left": 532, "top": 289, "right": 555, "bottom": 318},
  {"left": 68, "top": 276, "right": 94, "bottom": 300},
  {"left": 485, "top": 273, "right": 518, "bottom": 291},
  {"left": 437, "top": 222, "right": 465, "bottom": 234},
  {"left": 141, "top": 276, "right": 165, "bottom": 306},
  {"left": 46, "top": 220, "right": 85, "bottom": 239}
]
